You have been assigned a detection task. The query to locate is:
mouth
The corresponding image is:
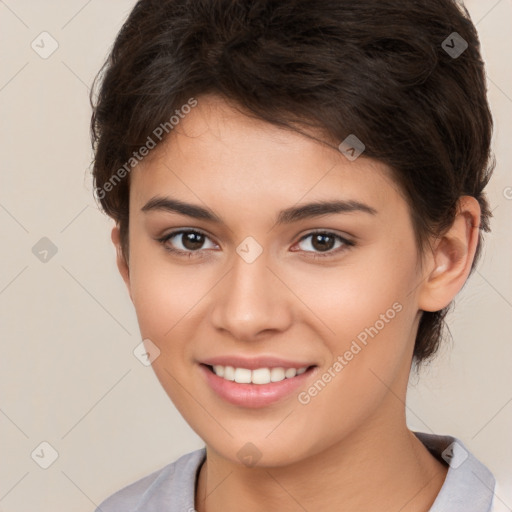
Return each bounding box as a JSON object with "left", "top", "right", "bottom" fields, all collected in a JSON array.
[{"left": 199, "top": 363, "right": 318, "bottom": 408}]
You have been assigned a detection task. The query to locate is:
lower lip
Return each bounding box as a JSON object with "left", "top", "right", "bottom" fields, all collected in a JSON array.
[{"left": 199, "top": 364, "right": 317, "bottom": 408}]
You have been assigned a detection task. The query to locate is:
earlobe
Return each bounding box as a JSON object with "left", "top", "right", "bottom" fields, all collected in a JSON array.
[
  {"left": 418, "top": 196, "right": 481, "bottom": 312},
  {"left": 111, "top": 225, "right": 132, "bottom": 298}
]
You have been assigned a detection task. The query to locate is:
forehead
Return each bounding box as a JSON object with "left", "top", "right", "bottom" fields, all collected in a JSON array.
[{"left": 130, "top": 95, "right": 403, "bottom": 217}]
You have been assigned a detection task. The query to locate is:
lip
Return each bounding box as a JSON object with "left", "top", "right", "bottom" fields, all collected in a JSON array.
[
  {"left": 200, "top": 355, "right": 316, "bottom": 370},
  {"left": 199, "top": 363, "right": 318, "bottom": 408}
]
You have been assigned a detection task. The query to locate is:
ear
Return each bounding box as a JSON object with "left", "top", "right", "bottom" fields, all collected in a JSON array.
[
  {"left": 111, "top": 225, "right": 132, "bottom": 301},
  {"left": 418, "top": 196, "right": 481, "bottom": 312}
]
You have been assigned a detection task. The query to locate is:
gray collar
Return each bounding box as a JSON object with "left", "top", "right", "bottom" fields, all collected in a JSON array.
[{"left": 126, "top": 432, "right": 495, "bottom": 512}]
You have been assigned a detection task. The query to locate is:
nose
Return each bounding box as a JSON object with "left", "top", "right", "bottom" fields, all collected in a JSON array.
[{"left": 210, "top": 249, "right": 294, "bottom": 342}]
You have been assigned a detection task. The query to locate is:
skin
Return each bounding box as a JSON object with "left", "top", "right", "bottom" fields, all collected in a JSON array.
[{"left": 112, "top": 94, "right": 481, "bottom": 511}]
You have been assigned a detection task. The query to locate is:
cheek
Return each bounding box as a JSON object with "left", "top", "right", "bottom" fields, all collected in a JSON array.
[
  {"left": 289, "top": 270, "right": 414, "bottom": 389},
  {"left": 127, "top": 250, "right": 212, "bottom": 409},
  {"left": 128, "top": 239, "right": 210, "bottom": 347},
  {"left": 281, "top": 242, "right": 419, "bottom": 406},
  {"left": 285, "top": 238, "right": 418, "bottom": 346}
]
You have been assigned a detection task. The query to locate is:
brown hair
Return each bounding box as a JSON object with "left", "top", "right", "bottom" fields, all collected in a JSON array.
[{"left": 90, "top": 0, "right": 494, "bottom": 367}]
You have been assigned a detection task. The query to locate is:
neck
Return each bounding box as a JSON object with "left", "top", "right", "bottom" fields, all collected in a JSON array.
[{"left": 195, "top": 410, "right": 448, "bottom": 512}]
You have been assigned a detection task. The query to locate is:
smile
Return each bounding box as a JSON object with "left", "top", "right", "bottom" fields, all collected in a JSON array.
[{"left": 199, "top": 363, "right": 318, "bottom": 408}]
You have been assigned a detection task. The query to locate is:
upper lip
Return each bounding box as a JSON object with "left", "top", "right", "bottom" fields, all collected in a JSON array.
[{"left": 200, "top": 355, "right": 316, "bottom": 370}]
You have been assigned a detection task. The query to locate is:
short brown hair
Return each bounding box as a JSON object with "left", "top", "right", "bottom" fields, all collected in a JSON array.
[{"left": 90, "top": 0, "right": 495, "bottom": 367}]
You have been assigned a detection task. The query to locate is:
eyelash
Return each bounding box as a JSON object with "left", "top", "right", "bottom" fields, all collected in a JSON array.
[{"left": 156, "top": 229, "right": 355, "bottom": 260}]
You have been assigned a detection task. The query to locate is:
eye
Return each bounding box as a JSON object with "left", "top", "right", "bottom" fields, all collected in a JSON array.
[
  {"left": 293, "top": 231, "right": 354, "bottom": 258},
  {"left": 157, "top": 229, "right": 218, "bottom": 257},
  {"left": 157, "top": 229, "right": 354, "bottom": 260}
]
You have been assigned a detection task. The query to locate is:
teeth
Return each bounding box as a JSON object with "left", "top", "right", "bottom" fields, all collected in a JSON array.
[
  {"left": 234, "top": 368, "right": 252, "bottom": 384},
  {"left": 270, "top": 367, "right": 285, "bottom": 382},
  {"left": 252, "top": 368, "right": 271, "bottom": 384},
  {"left": 223, "top": 366, "right": 235, "bottom": 381},
  {"left": 211, "top": 365, "right": 309, "bottom": 384},
  {"left": 285, "top": 368, "right": 297, "bottom": 378}
]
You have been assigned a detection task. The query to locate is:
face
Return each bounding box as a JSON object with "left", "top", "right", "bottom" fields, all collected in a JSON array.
[{"left": 119, "top": 94, "right": 427, "bottom": 467}]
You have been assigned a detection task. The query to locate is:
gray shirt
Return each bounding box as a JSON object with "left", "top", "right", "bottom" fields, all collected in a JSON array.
[{"left": 95, "top": 431, "right": 496, "bottom": 512}]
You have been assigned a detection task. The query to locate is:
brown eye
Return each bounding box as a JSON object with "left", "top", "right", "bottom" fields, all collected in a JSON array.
[
  {"left": 311, "top": 233, "right": 336, "bottom": 252},
  {"left": 181, "top": 231, "right": 206, "bottom": 250},
  {"left": 295, "top": 231, "right": 354, "bottom": 258},
  {"left": 158, "top": 229, "right": 218, "bottom": 256}
]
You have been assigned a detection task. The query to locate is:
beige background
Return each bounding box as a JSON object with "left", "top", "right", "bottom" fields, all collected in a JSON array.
[{"left": 0, "top": 0, "right": 511, "bottom": 510}]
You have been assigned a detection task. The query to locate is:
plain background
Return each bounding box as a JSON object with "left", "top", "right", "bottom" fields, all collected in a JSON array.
[{"left": 0, "top": 0, "right": 511, "bottom": 510}]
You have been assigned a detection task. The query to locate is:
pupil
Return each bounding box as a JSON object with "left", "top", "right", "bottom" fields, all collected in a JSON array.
[
  {"left": 183, "top": 232, "right": 204, "bottom": 250},
  {"left": 312, "top": 233, "right": 334, "bottom": 252}
]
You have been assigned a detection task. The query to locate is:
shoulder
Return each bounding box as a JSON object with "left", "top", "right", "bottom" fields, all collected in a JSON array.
[
  {"left": 413, "top": 431, "right": 496, "bottom": 512},
  {"left": 95, "top": 447, "right": 206, "bottom": 512}
]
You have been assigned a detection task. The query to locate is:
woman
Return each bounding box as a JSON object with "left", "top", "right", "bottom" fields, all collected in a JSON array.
[{"left": 91, "top": 0, "right": 496, "bottom": 510}]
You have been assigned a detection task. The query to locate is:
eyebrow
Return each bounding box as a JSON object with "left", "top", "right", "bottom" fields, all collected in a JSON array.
[{"left": 141, "top": 196, "right": 377, "bottom": 225}]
